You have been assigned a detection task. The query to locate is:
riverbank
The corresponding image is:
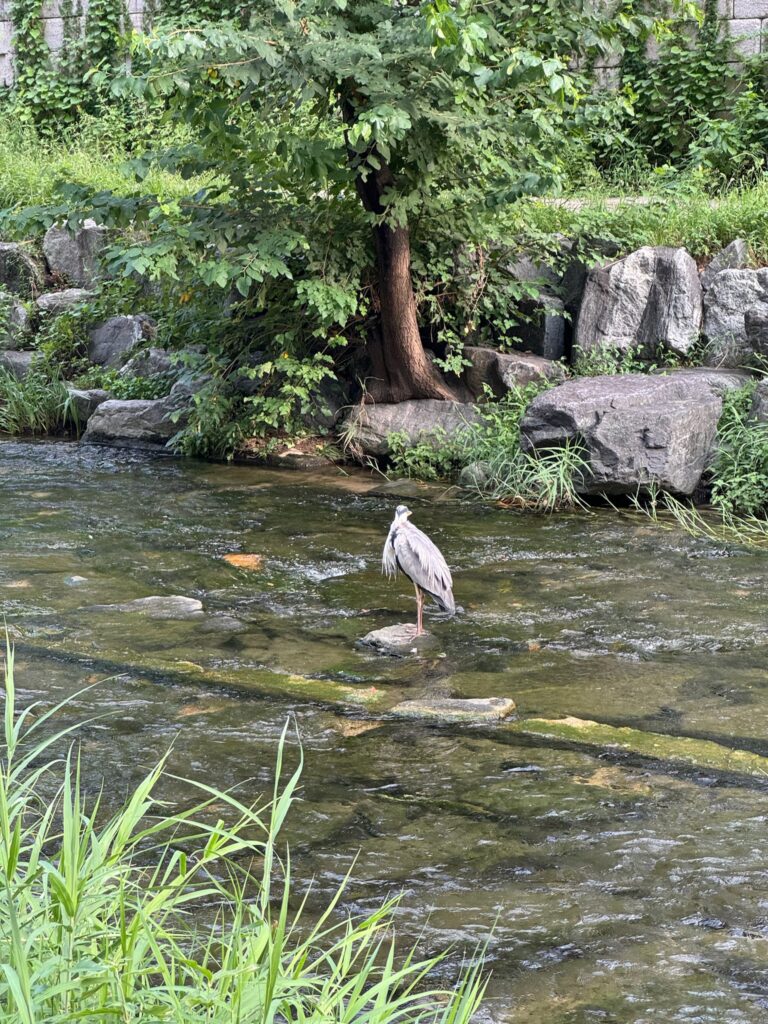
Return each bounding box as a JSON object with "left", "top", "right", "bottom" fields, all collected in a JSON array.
[{"left": 2, "top": 219, "right": 768, "bottom": 537}]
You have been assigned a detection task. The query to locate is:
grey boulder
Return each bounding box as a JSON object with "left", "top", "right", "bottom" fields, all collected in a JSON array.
[
  {"left": 702, "top": 268, "right": 768, "bottom": 365},
  {"left": 652, "top": 366, "right": 752, "bottom": 396},
  {"left": 65, "top": 387, "right": 110, "bottom": 423},
  {"left": 0, "top": 350, "right": 37, "bottom": 379},
  {"left": 0, "top": 292, "right": 29, "bottom": 349},
  {"left": 458, "top": 460, "right": 492, "bottom": 490},
  {"left": 745, "top": 306, "right": 768, "bottom": 358},
  {"left": 510, "top": 294, "right": 567, "bottom": 361},
  {"left": 36, "top": 289, "right": 94, "bottom": 317},
  {"left": 43, "top": 219, "right": 107, "bottom": 288},
  {"left": 88, "top": 315, "right": 156, "bottom": 368},
  {"left": 359, "top": 624, "right": 436, "bottom": 653},
  {"left": 575, "top": 246, "right": 702, "bottom": 356},
  {"left": 342, "top": 400, "right": 481, "bottom": 457},
  {"left": 82, "top": 393, "right": 185, "bottom": 446},
  {"left": 701, "top": 239, "right": 749, "bottom": 291},
  {"left": 463, "top": 346, "right": 564, "bottom": 399},
  {"left": 520, "top": 372, "right": 726, "bottom": 496},
  {"left": 0, "top": 243, "right": 43, "bottom": 297},
  {"left": 119, "top": 346, "right": 174, "bottom": 378},
  {"left": 751, "top": 380, "right": 768, "bottom": 422}
]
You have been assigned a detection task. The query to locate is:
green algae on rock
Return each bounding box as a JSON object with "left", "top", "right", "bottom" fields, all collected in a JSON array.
[
  {"left": 15, "top": 638, "right": 394, "bottom": 711},
  {"left": 509, "top": 716, "right": 768, "bottom": 779}
]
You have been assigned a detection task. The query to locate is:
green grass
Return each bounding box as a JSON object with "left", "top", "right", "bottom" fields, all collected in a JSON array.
[
  {"left": 383, "top": 382, "right": 589, "bottom": 511},
  {"left": 0, "top": 642, "right": 486, "bottom": 1022},
  {"left": 710, "top": 382, "right": 768, "bottom": 516},
  {"left": 511, "top": 175, "right": 768, "bottom": 264},
  {"left": 0, "top": 109, "right": 203, "bottom": 213},
  {"left": 0, "top": 366, "right": 70, "bottom": 435},
  {"left": 624, "top": 491, "right": 768, "bottom": 550}
]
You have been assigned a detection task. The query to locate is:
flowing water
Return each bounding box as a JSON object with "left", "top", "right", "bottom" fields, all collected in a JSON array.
[{"left": 3, "top": 438, "right": 768, "bottom": 1023}]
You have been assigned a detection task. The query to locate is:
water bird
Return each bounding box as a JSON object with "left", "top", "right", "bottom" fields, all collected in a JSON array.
[{"left": 382, "top": 505, "right": 455, "bottom": 635}]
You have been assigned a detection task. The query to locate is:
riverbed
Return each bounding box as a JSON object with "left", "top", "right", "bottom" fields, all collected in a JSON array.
[{"left": 3, "top": 438, "right": 768, "bottom": 1022}]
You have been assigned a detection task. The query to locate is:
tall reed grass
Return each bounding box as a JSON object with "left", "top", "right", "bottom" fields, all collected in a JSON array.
[{"left": 0, "top": 643, "right": 486, "bottom": 1022}]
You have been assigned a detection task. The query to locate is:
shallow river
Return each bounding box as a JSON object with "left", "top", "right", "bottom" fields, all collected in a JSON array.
[{"left": 3, "top": 439, "right": 768, "bottom": 1023}]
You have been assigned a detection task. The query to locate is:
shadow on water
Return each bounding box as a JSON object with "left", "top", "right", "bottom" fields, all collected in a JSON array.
[{"left": 3, "top": 438, "right": 768, "bottom": 1022}]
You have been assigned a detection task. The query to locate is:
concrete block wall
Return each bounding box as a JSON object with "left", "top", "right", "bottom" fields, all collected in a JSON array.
[
  {"left": 0, "top": 1, "right": 764, "bottom": 90},
  {"left": 727, "top": 0, "right": 768, "bottom": 55},
  {"left": 590, "top": 0, "right": 767, "bottom": 86},
  {"left": 0, "top": 0, "right": 146, "bottom": 86}
]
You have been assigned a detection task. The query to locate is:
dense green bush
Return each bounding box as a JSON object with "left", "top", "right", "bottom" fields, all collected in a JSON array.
[{"left": 577, "top": 1, "right": 768, "bottom": 185}]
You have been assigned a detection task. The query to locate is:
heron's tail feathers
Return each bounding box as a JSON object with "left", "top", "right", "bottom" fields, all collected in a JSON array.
[{"left": 431, "top": 590, "right": 456, "bottom": 616}]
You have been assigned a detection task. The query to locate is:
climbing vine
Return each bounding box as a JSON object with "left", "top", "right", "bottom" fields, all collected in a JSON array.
[
  {"left": 155, "top": 0, "right": 246, "bottom": 20},
  {"left": 580, "top": 0, "right": 768, "bottom": 180},
  {"left": 9, "top": 0, "right": 128, "bottom": 124}
]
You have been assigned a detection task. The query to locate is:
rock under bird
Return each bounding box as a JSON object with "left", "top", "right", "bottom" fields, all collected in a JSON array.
[{"left": 382, "top": 505, "right": 455, "bottom": 635}]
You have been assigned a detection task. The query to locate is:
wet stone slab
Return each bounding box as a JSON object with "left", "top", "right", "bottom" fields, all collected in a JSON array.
[
  {"left": 87, "top": 595, "right": 205, "bottom": 620},
  {"left": 390, "top": 696, "right": 517, "bottom": 723},
  {"left": 358, "top": 623, "right": 438, "bottom": 654}
]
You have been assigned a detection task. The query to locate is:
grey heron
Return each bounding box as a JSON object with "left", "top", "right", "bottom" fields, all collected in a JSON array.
[{"left": 382, "top": 505, "right": 455, "bottom": 635}]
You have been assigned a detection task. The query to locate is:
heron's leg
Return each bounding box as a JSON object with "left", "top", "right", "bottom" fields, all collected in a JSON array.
[{"left": 415, "top": 586, "right": 424, "bottom": 635}]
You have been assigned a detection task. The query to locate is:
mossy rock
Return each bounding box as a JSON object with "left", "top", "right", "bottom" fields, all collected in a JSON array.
[
  {"left": 15, "top": 637, "right": 393, "bottom": 711},
  {"left": 509, "top": 715, "right": 768, "bottom": 780}
]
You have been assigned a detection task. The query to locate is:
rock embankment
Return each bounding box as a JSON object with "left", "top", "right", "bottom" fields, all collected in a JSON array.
[
  {"left": 341, "top": 237, "right": 766, "bottom": 499},
  {"left": 0, "top": 221, "right": 764, "bottom": 501}
]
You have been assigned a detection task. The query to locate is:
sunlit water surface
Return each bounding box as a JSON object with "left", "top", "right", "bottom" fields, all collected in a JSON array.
[{"left": 3, "top": 439, "right": 768, "bottom": 1023}]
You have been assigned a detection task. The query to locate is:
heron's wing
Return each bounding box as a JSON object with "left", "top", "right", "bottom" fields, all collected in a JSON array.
[
  {"left": 382, "top": 525, "right": 398, "bottom": 578},
  {"left": 393, "top": 523, "right": 454, "bottom": 612}
]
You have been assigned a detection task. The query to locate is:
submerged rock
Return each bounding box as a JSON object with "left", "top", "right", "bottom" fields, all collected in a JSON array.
[
  {"left": 520, "top": 372, "right": 724, "bottom": 496},
  {"left": 509, "top": 715, "right": 768, "bottom": 780},
  {"left": 198, "top": 614, "right": 248, "bottom": 634},
  {"left": 390, "top": 696, "right": 517, "bottom": 723},
  {"left": 43, "top": 220, "right": 107, "bottom": 288},
  {"left": 89, "top": 595, "right": 205, "bottom": 620},
  {"left": 342, "top": 400, "right": 481, "bottom": 457},
  {"left": 359, "top": 623, "right": 436, "bottom": 653},
  {"left": 575, "top": 246, "right": 702, "bottom": 356}
]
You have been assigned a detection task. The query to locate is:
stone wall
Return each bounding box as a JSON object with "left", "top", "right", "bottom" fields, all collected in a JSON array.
[
  {"left": 0, "top": 1, "right": 764, "bottom": 90},
  {"left": 726, "top": 0, "right": 768, "bottom": 56},
  {"left": 0, "top": 0, "right": 147, "bottom": 86},
  {"left": 590, "top": 1, "right": 767, "bottom": 87}
]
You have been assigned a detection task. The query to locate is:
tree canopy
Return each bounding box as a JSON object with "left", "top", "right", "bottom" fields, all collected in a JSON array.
[{"left": 24, "top": 0, "right": 674, "bottom": 410}]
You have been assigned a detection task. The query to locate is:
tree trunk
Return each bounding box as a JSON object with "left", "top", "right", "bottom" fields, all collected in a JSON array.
[
  {"left": 370, "top": 217, "right": 456, "bottom": 402},
  {"left": 341, "top": 93, "right": 455, "bottom": 402}
]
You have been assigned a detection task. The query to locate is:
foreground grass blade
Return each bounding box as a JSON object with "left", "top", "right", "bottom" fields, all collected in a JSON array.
[{"left": 0, "top": 639, "right": 486, "bottom": 1023}]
